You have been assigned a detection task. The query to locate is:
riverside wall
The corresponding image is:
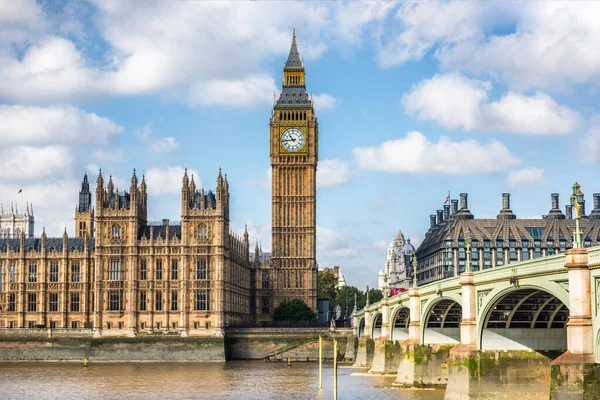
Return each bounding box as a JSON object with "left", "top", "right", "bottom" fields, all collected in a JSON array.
[{"left": 0, "top": 328, "right": 352, "bottom": 362}]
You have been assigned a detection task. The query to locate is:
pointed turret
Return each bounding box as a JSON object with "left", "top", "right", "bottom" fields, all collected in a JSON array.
[
  {"left": 97, "top": 168, "right": 104, "bottom": 187},
  {"left": 284, "top": 28, "right": 304, "bottom": 71},
  {"left": 107, "top": 175, "right": 114, "bottom": 194},
  {"left": 190, "top": 173, "right": 196, "bottom": 194},
  {"left": 275, "top": 29, "right": 311, "bottom": 110},
  {"left": 182, "top": 168, "right": 189, "bottom": 187},
  {"left": 131, "top": 168, "right": 138, "bottom": 189}
]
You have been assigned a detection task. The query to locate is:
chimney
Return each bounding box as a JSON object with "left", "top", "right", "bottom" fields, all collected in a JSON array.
[
  {"left": 551, "top": 193, "right": 559, "bottom": 210},
  {"left": 443, "top": 204, "right": 450, "bottom": 221},
  {"left": 162, "top": 219, "right": 169, "bottom": 228},
  {"left": 451, "top": 199, "right": 459, "bottom": 216},
  {"left": 581, "top": 200, "right": 586, "bottom": 217},
  {"left": 546, "top": 193, "right": 565, "bottom": 219},
  {"left": 566, "top": 205, "right": 572, "bottom": 219},
  {"left": 437, "top": 210, "right": 443, "bottom": 225},
  {"left": 497, "top": 193, "right": 516, "bottom": 219},
  {"left": 460, "top": 193, "right": 468, "bottom": 210},
  {"left": 591, "top": 194, "right": 600, "bottom": 218},
  {"left": 430, "top": 215, "right": 436, "bottom": 228},
  {"left": 456, "top": 193, "right": 474, "bottom": 219},
  {"left": 502, "top": 193, "right": 510, "bottom": 210}
]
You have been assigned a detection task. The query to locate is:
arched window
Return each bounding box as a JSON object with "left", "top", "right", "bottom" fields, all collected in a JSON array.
[
  {"left": 112, "top": 224, "right": 120, "bottom": 240},
  {"left": 198, "top": 224, "right": 208, "bottom": 241}
]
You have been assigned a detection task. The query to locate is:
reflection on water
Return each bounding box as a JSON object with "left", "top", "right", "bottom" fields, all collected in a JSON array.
[{"left": 0, "top": 362, "right": 444, "bottom": 400}]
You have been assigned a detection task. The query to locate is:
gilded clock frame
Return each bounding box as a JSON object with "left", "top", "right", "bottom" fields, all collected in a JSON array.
[{"left": 279, "top": 126, "right": 308, "bottom": 154}]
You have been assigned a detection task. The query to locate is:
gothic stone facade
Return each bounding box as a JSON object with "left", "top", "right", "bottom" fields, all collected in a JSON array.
[
  {"left": 416, "top": 189, "right": 600, "bottom": 286},
  {"left": 269, "top": 30, "right": 318, "bottom": 312},
  {"left": 0, "top": 169, "right": 259, "bottom": 335},
  {"left": 0, "top": 31, "right": 319, "bottom": 332}
]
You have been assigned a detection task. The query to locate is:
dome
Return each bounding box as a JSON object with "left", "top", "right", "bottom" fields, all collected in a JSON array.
[
  {"left": 403, "top": 238, "right": 415, "bottom": 255},
  {"left": 395, "top": 230, "right": 405, "bottom": 242}
]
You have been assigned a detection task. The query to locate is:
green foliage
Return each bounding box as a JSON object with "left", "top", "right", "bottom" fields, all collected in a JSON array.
[
  {"left": 334, "top": 285, "right": 362, "bottom": 316},
  {"left": 273, "top": 299, "right": 317, "bottom": 321},
  {"left": 317, "top": 271, "right": 338, "bottom": 301},
  {"left": 367, "top": 288, "right": 383, "bottom": 304}
]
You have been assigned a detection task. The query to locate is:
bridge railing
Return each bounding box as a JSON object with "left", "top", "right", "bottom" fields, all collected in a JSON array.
[{"left": 356, "top": 245, "right": 600, "bottom": 319}]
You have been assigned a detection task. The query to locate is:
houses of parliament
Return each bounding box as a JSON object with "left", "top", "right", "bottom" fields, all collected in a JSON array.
[{"left": 0, "top": 31, "right": 318, "bottom": 335}]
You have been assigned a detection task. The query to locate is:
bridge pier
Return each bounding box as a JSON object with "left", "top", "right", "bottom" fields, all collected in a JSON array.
[
  {"left": 354, "top": 308, "right": 373, "bottom": 367},
  {"left": 353, "top": 335, "right": 374, "bottom": 367},
  {"left": 550, "top": 248, "right": 600, "bottom": 399},
  {"left": 369, "top": 297, "right": 402, "bottom": 374}
]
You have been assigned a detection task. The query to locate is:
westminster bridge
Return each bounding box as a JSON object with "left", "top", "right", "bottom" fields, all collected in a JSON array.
[{"left": 351, "top": 245, "right": 600, "bottom": 399}]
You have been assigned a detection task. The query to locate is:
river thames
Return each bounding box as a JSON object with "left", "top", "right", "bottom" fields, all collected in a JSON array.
[{"left": 0, "top": 362, "right": 444, "bottom": 399}]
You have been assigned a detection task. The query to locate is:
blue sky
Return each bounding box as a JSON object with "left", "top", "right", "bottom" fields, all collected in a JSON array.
[{"left": 1, "top": 1, "right": 600, "bottom": 289}]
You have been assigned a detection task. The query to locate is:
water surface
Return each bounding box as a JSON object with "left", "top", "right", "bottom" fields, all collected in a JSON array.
[{"left": 0, "top": 362, "right": 444, "bottom": 399}]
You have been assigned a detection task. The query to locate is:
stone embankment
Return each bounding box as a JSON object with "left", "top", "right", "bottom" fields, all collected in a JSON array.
[{"left": 0, "top": 328, "right": 354, "bottom": 363}]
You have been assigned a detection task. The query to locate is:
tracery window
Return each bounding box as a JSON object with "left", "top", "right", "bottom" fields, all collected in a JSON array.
[
  {"left": 71, "top": 263, "right": 80, "bottom": 283},
  {"left": 194, "top": 259, "right": 209, "bottom": 280},
  {"left": 28, "top": 264, "right": 37, "bottom": 283},
  {"left": 50, "top": 263, "right": 59, "bottom": 282},
  {"left": 71, "top": 293, "right": 80, "bottom": 312},
  {"left": 198, "top": 224, "right": 208, "bottom": 241},
  {"left": 108, "top": 259, "right": 123, "bottom": 281},
  {"left": 194, "top": 290, "right": 209, "bottom": 311},
  {"left": 111, "top": 224, "right": 121, "bottom": 240},
  {"left": 139, "top": 291, "right": 147, "bottom": 311}
]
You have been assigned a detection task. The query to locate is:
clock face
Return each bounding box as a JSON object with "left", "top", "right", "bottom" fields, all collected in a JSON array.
[{"left": 281, "top": 128, "right": 305, "bottom": 152}]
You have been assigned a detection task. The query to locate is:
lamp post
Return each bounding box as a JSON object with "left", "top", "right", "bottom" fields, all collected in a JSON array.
[
  {"left": 465, "top": 230, "right": 472, "bottom": 273},
  {"left": 570, "top": 181, "right": 584, "bottom": 248},
  {"left": 412, "top": 253, "right": 417, "bottom": 288}
]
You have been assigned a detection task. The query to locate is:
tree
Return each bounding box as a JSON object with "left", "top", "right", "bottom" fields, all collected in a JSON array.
[
  {"left": 334, "top": 285, "right": 362, "bottom": 319},
  {"left": 273, "top": 299, "right": 317, "bottom": 321},
  {"left": 317, "top": 271, "right": 338, "bottom": 302},
  {"left": 367, "top": 288, "right": 383, "bottom": 305}
]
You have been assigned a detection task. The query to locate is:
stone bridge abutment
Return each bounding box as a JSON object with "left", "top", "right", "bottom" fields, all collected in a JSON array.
[{"left": 352, "top": 246, "right": 600, "bottom": 398}]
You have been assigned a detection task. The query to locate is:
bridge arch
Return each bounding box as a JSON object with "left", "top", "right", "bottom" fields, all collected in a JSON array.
[
  {"left": 478, "top": 284, "right": 569, "bottom": 351},
  {"left": 357, "top": 317, "right": 365, "bottom": 337},
  {"left": 422, "top": 296, "right": 462, "bottom": 344},
  {"left": 371, "top": 312, "right": 383, "bottom": 339},
  {"left": 390, "top": 305, "right": 410, "bottom": 342}
]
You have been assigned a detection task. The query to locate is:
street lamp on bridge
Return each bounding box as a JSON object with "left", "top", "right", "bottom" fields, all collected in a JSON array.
[{"left": 570, "top": 181, "right": 584, "bottom": 248}]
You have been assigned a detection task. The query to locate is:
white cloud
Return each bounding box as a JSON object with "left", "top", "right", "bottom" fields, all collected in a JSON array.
[
  {"left": 0, "top": 146, "right": 72, "bottom": 181},
  {"left": 402, "top": 74, "right": 580, "bottom": 135},
  {"left": 372, "top": 240, "right": 389, "bottom": 250},
  {"left": 145, "top": 166, "right": 201, "bottom": 196},
  {"left": 317, "top": 226, "right": 358, "bottom": 258},
  {"left": 0, "top": 104, "right": 123, "bottom": 146},
  {"left": 332, "top": 1, "right": 397, "bottom": 45},
  {"left": 134, "top": 124, "right": 180, "bottom": 153},
  {"left": 0, "top": 1, "right": 332, "bottom": 106},
  {"left": 353, "top": 131, "right": 520, "bottom": 174},
  {"left": 0, "top": 179, "right": 80, "bottom": 237},
  {"left": 150, "top": 137, "right": 180, "bottom": 153},
  {"left": 506, "top": 167, "right": 545, "bottom": 189},
  {"left": 581, "top": 116, "right": 600, "bottom": 163},
  {"left": 439, "top": 2, "right": 600, "bottom": 91},
  {"left": 187, "top": 75, "right": 277, "bottom": 109},
  {"left": 232, "top": 219, "right": 272, "bottom": 252},
  {"left": 317, "top": 159, "right": 353, "bottom": 188},
  {"left": 376, "top": 1, "right": 484, "bottom": 67},
  {"left": 312, "top": 93, "right": 338, "bottom": 111}
]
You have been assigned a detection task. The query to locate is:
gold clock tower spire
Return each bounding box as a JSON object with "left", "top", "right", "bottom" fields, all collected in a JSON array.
[{"left": 270, "top": 29, "right": 318, "bottom": 311}]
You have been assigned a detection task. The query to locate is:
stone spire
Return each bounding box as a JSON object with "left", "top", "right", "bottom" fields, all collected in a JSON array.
[{"left": 284, "top": 28, "right": 304, "bottom": 71}]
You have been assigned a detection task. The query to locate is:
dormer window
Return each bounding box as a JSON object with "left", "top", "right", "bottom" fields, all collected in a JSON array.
[
  {"left": 198, "top": 224, "right": 208, "bottom": 241},
  {"left": 112, "top": 224, "right": 121, "bottom": 240}
]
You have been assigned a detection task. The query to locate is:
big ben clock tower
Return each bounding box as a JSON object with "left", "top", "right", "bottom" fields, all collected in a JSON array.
[{"left": 270, "top": 30, "right": 318, "bottom": 311}]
